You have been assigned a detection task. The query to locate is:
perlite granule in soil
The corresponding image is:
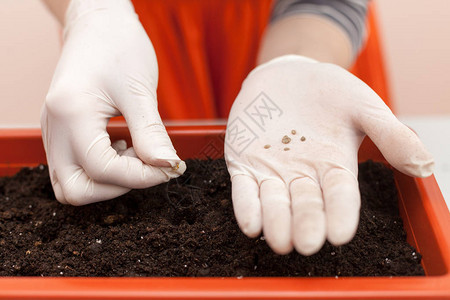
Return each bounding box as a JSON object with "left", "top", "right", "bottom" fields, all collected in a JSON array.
[{"left": 0, "top": 159, "right": 424, "bottom": 277}]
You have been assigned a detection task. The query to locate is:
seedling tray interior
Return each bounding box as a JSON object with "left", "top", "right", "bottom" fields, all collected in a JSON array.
[{"left": 0, "top": 124, "right": 449, "bottom": 300}]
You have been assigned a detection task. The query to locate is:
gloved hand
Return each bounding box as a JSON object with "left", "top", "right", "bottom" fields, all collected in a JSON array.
[
  {"left": 41, "top": 0, "right": 185, "bottom": 205},
  {"left": 225, "top": 55, "right": 434, "bottom": 255}
]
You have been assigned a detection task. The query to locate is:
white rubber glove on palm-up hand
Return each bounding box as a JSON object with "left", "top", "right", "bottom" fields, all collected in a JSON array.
[
  {"left": 41, "top": 0, "right": 185, "bottom": 206},
  {"left": 225, "top": 55, "right": 434, "bottom": 255}
]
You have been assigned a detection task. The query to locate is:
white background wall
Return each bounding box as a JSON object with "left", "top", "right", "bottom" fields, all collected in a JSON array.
[
  {"left": 0, "top": 0, "right": 60, "bottom": 127},
  {"left": 376, "top": 0, "right": 450, "bottom": 115},
  {"left": 0, "top": 0, "right": 449, "bottom": 204}
]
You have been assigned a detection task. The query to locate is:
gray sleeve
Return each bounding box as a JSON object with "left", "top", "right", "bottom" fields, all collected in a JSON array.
[{"left": 271, "top": 0, "right": 370, "bottom": 56}]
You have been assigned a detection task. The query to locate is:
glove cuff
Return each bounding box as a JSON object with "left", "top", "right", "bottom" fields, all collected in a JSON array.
[
  {"left": 249, "top": 54, "right": 318, "bottom": 78},
  {"left": 65, "top": 0, "right": 136, "bottom": 27}
]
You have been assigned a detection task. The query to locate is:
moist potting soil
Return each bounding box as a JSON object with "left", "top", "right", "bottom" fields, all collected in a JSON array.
[{"left": 0, "top": 159, "right": 424, "bottom": 277}]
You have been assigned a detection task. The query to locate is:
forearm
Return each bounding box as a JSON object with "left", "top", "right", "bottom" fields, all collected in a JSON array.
[
  {"left": 258, "top": 0, "right": 369, "bottom": 69},
  {"left": 257, "top": 14, "right": 353, "bottom": 68},
  {"left": 41, "top": 0, "right": 70, "bottom": 25}
]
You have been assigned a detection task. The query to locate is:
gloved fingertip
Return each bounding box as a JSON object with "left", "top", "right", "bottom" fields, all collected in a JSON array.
[
  {"left": 293, "top": 215, "right": 326, "bottom": 256},
  {"left": 366, "top": 119, "right": 436, "bottom": 178},
  {"left": 171, "top": 160, "right": 187, "bottom": 176},
  {"left": 325, "top": 207, "right": 360, "bottom": 246},
  {"left": 327, "top": 222, "right": 358, "bottom": 247},
  {"left": 264, "top": 227, "right": 293, "bottom": 255},
  {"left": 239, "top": 218, "right": 262, "bottom": 238},
  {"left": 294, "top": 238, "right": 324, "bottom": 256},
  {"left": 159, "top": 160, "right": 187, "bottom": 179},
  {"left": 270, "top": 241, "right": 294, "bottom": 255},
  {"left": 145, "top": 147, "right": 181, "bottom": 167},
  {"left": 392, "top": 148, "right": 435, "bottom": 178},
  {"left": 411, "top": 155, "right": 435, "bottom": 178}
]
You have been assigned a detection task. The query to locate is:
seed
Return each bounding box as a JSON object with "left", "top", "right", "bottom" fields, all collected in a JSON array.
[
  {"left": 284, "top": 147, "right": 290, "bottom": 151},
  {"left": 264, "top": 144, "right": 271, "bottom": 149},
  {"left": 300, "top": 136, "right": 306, "bottom": 142},
  {"left": 282, "top": 135, "right": 291, "bottom": 144},
  {"left": 291, "top": 130, "right": 296, "bottom": 135}
]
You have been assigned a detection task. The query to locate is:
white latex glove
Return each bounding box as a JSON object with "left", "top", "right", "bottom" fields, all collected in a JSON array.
[
  {"left": 225, "top": 55, "right": 434, "bottom": 255},
  {"left": 41, "top": 0, "right": 185, "bottom": 205}
]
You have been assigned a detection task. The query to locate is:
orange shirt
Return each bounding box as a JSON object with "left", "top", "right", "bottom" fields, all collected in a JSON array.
[
  {"left": 131, "top": 0, "right": 273, "bottom": 120},
  {"left": 130, "top": 0, "right": 391, "bottom": 120}
]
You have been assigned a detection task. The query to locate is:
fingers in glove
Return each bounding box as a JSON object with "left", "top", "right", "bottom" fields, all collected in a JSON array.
[
  {"left": 358, "top": 95, "right": 434, "bottom": 178},
  {"left": 111, "top": 139, "right": 127, "bottom": 154},
  {"left": 322, "top": 168, "right": 361, "bottom": 246},
  {"left": 260, "top": 179, "right": 293, "bottom": 255},
  {"left": 112, "top": 139, "right": 138, "bottom": 158},
  {"left": 119, "top": 90, "right": 181, "bottom": 168},
  {"left": 49, "top": 170, "right": 67, "bottom": 204},
  {"left": 290, "top": 177, "right": 326, "bottom": 256},
  {"left": 78, "top": 131, "right": 185, "bottom": 189},
  {"left": 50, "top": 167, "right": 131, "bottom": 206},
  {"left": 231, "top": 175, "right": 262, "bottom": 238}
]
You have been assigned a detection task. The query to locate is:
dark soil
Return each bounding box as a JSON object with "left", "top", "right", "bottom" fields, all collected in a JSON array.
[{"left": 0, "top": 159, "right": 424, "bottom": 277}]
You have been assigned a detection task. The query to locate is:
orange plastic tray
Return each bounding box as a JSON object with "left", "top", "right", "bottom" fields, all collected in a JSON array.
[{"left": 0, "top": 124, "right": 449, "bottom": 300}]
